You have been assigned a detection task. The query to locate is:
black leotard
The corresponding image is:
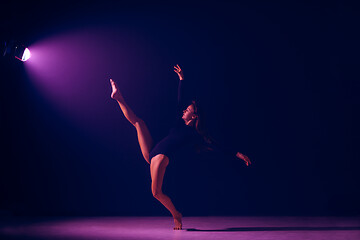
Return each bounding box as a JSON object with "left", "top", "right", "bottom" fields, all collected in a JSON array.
[
  {"left": 149, "top": 80, "right": 202, "bottom": 160},
  {"left": 149, "top": 80, "right": 238, "bottom": 161}
]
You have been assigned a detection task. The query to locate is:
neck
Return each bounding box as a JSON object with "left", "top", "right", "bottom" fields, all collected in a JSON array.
[{"left": 185, "top": 119, "right": 195, "bottom": 126}]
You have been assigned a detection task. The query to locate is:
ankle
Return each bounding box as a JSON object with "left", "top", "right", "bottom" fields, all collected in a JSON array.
[
  {"left": 173, "top": 211, "right": 182, "bottom": 218},
  {"left": 115, "top": 96, "right": 125, "bottom": 103}
]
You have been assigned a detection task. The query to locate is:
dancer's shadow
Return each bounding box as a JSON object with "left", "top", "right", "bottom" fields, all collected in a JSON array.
[{"left": 186, "top": 226, "right": 360, "bottom": 231}]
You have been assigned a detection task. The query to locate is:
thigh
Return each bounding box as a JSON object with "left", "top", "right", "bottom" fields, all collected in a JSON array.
[
  {"left": 150, "top": 154, "right": 169, "bottom": 193},
  {"left": 135, "top": 119, "right": 154, "bottom": 160}
]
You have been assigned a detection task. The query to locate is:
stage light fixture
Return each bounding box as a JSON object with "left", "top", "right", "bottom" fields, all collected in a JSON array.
[{"left": 3, "top": 41, "right": 31, "bottom": 62}]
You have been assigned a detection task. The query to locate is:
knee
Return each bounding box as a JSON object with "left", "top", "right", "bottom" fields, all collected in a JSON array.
[
  {"left": 152, "top": 188, "right": 162, "bottom": 199},
  {"left": 151, "top": 154, "right": 169, "bottom": 166},
  {"left": 133, "top": 118, "right": 143, "bottom": 128}
]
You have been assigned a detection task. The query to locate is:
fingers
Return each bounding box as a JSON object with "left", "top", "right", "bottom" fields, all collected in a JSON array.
[
  {"left": 236, "top": 152, "right": 252, "bottom": 166},
  {"left": 241, "top": 155, "right": 251, "bottom": 166},
  {"left": 174, "top": 64, "right": 182, "bottom": 72},
  {"left": 246, "top": 157, "right": 252, "bottom": 166}
]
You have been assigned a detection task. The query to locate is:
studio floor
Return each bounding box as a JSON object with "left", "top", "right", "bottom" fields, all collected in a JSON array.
[{"left": 0, "top": 216, "right": 359, "bottom": 240}]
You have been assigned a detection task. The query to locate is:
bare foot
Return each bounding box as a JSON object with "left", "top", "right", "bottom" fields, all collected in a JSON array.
[
  {"left": 110, "top": 79, "right": 124, "bottom": 101},
  {"left": 173, "top": 212, "right": 182, "bottom": 230}
]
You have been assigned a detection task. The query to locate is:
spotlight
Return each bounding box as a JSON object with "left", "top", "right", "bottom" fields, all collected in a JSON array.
[{"left": 3, "top": 41, "right": 31, "bottom": 62}]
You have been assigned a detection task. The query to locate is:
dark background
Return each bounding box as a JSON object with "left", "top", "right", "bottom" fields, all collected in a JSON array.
[{"left": 0, "top": 0, "right": 359, "bottom": 217}]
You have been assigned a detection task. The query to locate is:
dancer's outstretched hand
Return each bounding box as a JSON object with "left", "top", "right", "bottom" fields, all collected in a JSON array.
[
  {"left": 236, "top": 152, "right": 251, "bottom": 166},
  {"left": 174, "top": 64, "right": 184, "bottom": 80}
]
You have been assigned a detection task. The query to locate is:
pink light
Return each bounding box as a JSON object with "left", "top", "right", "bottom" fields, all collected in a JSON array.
[{"left": 24, "top": 27, "right": 151, "bottom": 139}]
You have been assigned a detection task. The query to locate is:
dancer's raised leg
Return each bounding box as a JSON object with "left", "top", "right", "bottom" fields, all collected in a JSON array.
[
  {"left": 150, "top": 154, "right": 182, "bottom": 230},
  {"left": 110, "top": 79, "right": 153, "bottom": 163}
]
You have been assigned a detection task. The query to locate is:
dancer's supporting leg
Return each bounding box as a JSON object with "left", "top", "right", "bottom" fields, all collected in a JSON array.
[
  {"left": 110, "top": 79, "right": 153, "bottom": 164},
  {"left": 151, "top": 154, "right": 182, "bottom": 230}
]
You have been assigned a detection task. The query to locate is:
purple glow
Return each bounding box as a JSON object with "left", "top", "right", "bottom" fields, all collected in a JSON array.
[
  {"left": 22, "top": 48, "right": 31, "bottom": 61},
  {"left": 24, "top": 27, "right": 153, "bottom": 139},
  {"left": 1, "top": 216, "right": 359, "bottom": 240}
]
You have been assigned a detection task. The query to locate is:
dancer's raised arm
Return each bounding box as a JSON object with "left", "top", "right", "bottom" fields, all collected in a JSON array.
[{"left": 174, "top": 64, "right": 190, "bottom": 111}]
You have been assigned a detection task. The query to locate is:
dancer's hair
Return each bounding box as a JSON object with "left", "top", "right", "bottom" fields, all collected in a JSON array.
[{"left": 191, "top": 100, "right": 217, "bottom": 152}]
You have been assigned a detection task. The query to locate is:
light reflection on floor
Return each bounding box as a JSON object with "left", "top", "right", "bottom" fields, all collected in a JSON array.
[{"left": 0, "top": 216, "right": 359, "bottom": 240}]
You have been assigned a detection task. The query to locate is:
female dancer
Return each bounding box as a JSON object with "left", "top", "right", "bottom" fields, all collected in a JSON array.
[{"left": 110, "top": 65, "right": 251, "bottom": 230}]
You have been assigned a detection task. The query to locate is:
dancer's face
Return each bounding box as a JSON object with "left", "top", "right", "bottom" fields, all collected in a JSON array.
[{"left": 182, "top": 104, "right": 197, "bottom": 122}]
